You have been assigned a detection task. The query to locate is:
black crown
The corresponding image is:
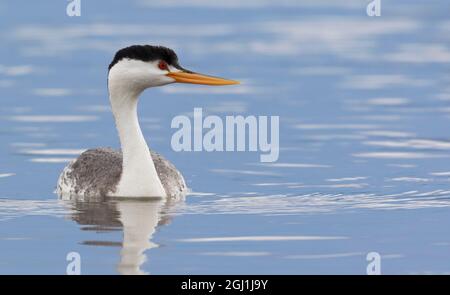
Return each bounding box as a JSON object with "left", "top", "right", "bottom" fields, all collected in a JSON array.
[{"left": 109, "top": 45, "right": 182, "bottom": 71}]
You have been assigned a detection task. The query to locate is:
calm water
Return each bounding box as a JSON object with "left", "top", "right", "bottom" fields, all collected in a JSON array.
[{"left": 1, "top": 0, "right": 450, "bottom": 274}]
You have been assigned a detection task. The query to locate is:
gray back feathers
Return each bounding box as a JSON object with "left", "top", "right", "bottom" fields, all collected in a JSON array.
[{"left": 57, "top": 148, "right": 186, "bottom": 199}]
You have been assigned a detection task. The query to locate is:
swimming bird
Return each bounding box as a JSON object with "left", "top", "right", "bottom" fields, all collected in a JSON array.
[{"left": 57, "top": 45, "right": 238, "bottom": 199}]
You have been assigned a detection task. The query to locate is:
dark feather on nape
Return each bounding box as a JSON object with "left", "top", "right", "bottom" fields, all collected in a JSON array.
[{"left": 108, "top": 45, "right": 182, "bottom": 71}]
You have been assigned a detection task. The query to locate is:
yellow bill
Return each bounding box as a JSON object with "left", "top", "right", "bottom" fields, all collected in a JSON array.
[{"left": 167, "top": 71, "right": 239, "bottom": 86}]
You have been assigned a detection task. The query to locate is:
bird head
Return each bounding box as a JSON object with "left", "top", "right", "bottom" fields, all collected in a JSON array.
[{"left": 108, "top": 45, "right": 238, "bottom": 92}]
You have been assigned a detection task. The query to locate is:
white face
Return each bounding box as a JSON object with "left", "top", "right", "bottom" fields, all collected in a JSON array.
[{"left": 108, "top": 58, "right": 180, "bottom": 93}]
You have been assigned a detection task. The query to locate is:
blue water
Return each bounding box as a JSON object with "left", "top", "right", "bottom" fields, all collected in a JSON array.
[{"left": 1, "top": 0, "right": 450, "bottom": 274}]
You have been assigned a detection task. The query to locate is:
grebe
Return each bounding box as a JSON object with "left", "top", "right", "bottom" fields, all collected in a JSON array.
[{"left": 57, "top": 45, "right": 238, "bottom": 199}]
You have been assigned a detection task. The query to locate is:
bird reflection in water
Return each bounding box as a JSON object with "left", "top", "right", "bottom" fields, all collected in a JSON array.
[{"left": 61, "top": 195, "right": 179, "bottom": 275}]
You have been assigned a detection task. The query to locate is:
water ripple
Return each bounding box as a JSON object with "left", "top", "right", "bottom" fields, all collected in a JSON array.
[{"left": 176, "top": 190, "right": 450, "bottom": 215}]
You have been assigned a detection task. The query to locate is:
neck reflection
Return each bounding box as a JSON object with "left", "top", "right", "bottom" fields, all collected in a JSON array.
[
  {"left": 117, "top": 199, "right": 163, "bottom": 275},
  {"left": 66, "top": 197, "right": 176, "bottom": 275}
]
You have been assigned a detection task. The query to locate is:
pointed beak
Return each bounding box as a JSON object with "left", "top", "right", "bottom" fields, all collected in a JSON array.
[{"left": 166, "top": 71, "right": 239, "bottom": 86}]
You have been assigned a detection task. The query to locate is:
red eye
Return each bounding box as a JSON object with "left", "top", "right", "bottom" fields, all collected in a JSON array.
[{"left": 158, "top": 61, "right": 168, "bottom": 70}]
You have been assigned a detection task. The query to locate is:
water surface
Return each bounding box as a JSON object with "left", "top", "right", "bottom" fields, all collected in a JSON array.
[{"left": 1, "top": 0, "right": 450, "bottom": 274}]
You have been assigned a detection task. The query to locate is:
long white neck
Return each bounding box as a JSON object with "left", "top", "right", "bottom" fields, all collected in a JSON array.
[{"left": 108, "top": 83, "right": 166, "bottom": 197}]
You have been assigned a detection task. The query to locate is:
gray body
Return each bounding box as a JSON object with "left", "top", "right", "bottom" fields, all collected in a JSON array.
[{"left": 57, "top": 148, "right": 187, "bottom": 199}]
